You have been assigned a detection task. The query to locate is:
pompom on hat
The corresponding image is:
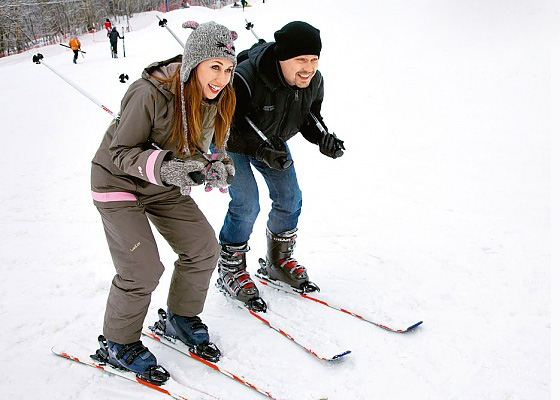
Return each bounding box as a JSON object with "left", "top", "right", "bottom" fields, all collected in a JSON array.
[
  {"left": 273, "top": 21, "right": 321, "bottom": 61},
  {"left": 180, "top": 21, "right": 238, "bottom": 83}
]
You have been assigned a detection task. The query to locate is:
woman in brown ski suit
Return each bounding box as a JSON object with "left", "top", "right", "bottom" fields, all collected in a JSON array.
[{"left": 90, "top": 21, "right": 237, "bottom": 383}]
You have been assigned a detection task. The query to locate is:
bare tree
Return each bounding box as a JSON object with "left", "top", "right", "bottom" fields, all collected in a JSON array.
[{"left": 0, "top": 0, "right": 165, "bottom": 57}]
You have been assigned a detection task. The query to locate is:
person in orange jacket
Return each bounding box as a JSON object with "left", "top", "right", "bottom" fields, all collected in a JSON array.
[{"left": 69, "top": 37, "right": 81, "bottom": 64}]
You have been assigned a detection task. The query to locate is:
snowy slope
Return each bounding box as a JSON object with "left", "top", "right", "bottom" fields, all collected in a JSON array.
[{"left": 0, "top": 1, "right": 551, "bottom": 399}]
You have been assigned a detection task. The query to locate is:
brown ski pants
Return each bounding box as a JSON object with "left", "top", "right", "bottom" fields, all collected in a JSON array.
[{"left": 96, "top": 190, "right": 220, "bottom": 344}]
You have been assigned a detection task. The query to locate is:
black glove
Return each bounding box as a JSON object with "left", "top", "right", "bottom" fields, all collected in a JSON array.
[
  {"left": 255, "top": 137, "right": 293, "bottom": 170},
  {"left": 319, "top": 133, "right": 345, "bottom": 159}
]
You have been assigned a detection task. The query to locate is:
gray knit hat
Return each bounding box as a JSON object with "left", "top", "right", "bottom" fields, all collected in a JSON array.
[
  {"left": 180, "top": 21, "right": 238, "bottom": 83},
  {"left": 179, "top": 21, "right": 237, "bottom": 155}
]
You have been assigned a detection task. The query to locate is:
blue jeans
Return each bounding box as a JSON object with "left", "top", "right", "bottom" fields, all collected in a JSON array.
[{"left": 219, "top": 146, "right": 302, "bottom": 245}]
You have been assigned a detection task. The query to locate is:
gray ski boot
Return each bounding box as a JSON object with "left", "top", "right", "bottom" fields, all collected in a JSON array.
[
  {"left": 216, "top": 243, "right": 267, "bottom": 312},
  {"left": 256, "top": 228, "right": 320, "bottom": 293}
]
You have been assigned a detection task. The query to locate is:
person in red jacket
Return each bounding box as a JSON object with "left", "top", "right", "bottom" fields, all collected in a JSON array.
[
  {"left": 68, "top": 37, "right": 81, "bottom": 64},
  {"left": 104, "top": 19, "right": 112, "bottom": 32}
]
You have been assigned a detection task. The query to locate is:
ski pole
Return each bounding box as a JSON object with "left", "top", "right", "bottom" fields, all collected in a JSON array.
[
  {"left": 245, "top": 116, "right": 292, "bottom": 169},
  {"left": 244, "top": 116, "right": 268, "bottom": 143},
  {"left": 32, "top": 53, "right": 215, "bottom": 187},
  {"left": 244, "top": 19, "right": 265, "bottom": 43},
  {"left": 121, "top": 27, "right": 126, "bottom": 57},
  {"left": 243, "top": 21, "right": 343, "bottom": 158},
  {"left": 32, "top": 53, "right": 118, "bottom": 119},
  {"left": 310, "top": 112, "right": 344, "bottom": 158},
  {"left": 59, "top": 43, "right": 87, "bottom": 54},
  {"left": 156, "top": 16, "right": 185, "bottom": 48}
]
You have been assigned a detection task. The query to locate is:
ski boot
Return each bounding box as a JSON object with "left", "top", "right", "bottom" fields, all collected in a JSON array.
[
  {"left": 91, "top": 335, "right": 169, "bottom": 385},
  {"left": 256, "top": 228, "right": 320, "bottom": 293},
  {"left": 216, "top": 243, "right": 267, "bottom": 312},
  {"left": 150, "top": 308, "right": 221, "bottom": 362}
]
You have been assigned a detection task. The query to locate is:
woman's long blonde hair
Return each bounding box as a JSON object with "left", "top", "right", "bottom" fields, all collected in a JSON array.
[{"left": 157, "top": 65, "right": 236, "bottom": 155}]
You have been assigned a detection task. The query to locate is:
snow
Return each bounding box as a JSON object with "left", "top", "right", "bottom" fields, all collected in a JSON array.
[{"left": 0, "top": 0, "right": 552, "bottom": 399}]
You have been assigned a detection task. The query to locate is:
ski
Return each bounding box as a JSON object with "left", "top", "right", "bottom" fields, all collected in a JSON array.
[
  {"left": 59, "top": 43, "right": 86, "bottom": 54},
  {"left": 52, "top": 346, "right": 198, "bottom": 400},
  {"left": 142, "top": 328, "right": 277, "bottom": 399},
  {"left": 222, "top": 293, "right": 351, "bottom": 362},
  {"left": 256, "top": 259, "right": 423, "bottom": 333},
  {"left": 247, "top": 307, "right": 351, "bottom": 361}
]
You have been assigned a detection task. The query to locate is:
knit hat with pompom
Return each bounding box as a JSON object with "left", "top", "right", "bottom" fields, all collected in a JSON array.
[
  {"left": 179, "top": 21, "right": 237, "bottom": 155},
  {"left": 180, "top": 21, "right": 238, "bottom": 83}
]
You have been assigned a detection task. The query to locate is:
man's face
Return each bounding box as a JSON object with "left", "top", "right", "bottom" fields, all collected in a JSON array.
[{"left": 279, "top": 55, "right": 319, "bottom": 88}]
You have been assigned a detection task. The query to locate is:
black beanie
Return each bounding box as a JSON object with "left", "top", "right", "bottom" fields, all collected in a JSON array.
[{"left": 273, "top": 21, "right": 321, "bottom": 61}]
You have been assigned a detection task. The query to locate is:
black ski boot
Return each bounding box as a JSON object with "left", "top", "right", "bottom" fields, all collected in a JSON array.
[
  {"left": 216, "top": 243, "right": 267, "bottom": 312},
  {"left": 91, "top": 335, "right": 170, "bottom": 385},
  {"left": 256, "top": 228, "right": 320, "bottom": 293},
  {"left": 150, "top": 308, "right": 221, "bottom": 362}
]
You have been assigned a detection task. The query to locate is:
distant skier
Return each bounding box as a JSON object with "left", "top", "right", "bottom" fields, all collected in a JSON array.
[
  {"left": 104, "top": 18, "right": 112, "bottom": 32},
  {"left": 68, "top": 37, "right": 81, "bottom": 64},
  {"left": 107, "top": 27, "right": 123, "bottom": 58}
]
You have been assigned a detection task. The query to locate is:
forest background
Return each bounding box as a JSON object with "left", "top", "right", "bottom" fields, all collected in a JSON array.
[{"left": 0, "top": 0, "right": 233, "bottom": 57}]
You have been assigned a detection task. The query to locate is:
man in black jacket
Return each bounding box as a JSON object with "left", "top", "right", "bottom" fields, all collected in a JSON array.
[
  {"left": 108, "top": 27, "right": 123, "bottom": 58},
  {"left": 216, "top": 21, "right": 345, "bottom": 311}
]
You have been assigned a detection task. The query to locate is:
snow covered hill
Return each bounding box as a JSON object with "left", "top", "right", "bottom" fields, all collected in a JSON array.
[{"left": 0, "top": 1, "right": 551, "bottom": 399}]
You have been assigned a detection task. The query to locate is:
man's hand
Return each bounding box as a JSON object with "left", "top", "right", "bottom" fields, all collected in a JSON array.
[
  {"left": 255, "top": 138, "right": 293, "bottom": 170},
  {"left": 319, "top": 133, "right": 345, "bottom": 158}
]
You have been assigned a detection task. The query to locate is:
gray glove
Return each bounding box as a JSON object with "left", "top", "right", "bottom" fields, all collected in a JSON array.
[
  {"left": 160, "top": 159, "right": 206, "bottom": 195},
  {"left": 204, "top": 153, "right": 235, "bottom": 192}
]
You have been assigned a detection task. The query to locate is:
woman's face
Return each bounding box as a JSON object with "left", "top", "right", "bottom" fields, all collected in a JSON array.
[{"left": 195, "top": 58, "right": 234, "bottom": 100}]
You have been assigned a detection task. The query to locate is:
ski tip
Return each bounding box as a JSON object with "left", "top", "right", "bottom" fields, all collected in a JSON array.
[
  {"left": 331, "top": 350, "right": 351, "bottom": 360},
  {"left": 406, "top": 321, "right": 424, "bottom": 331},
  {"left": 51, "top": 345, "right": 70, "bottom": 356},
  {"left": 51, "top": 346, "right": 75, "bottom": 362}
]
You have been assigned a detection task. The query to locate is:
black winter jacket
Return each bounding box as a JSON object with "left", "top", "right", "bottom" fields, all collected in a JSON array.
[
  {"left": 108, "top": 29, "right": 122, "bottom": 43},
  {"left": 226, "top": 42, "right": 327, "bottom": 155}
]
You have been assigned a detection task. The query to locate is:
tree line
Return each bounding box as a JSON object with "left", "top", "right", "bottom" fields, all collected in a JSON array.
[{"left": 0, "top": 0, "right": 232, "bottom": 57}]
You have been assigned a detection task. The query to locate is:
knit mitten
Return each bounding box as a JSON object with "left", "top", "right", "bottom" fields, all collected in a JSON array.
[
  {"left": 204, "top": 153, "right": 235, "bottom": 192},
  {"left": 160, "top": 159, "right": 206, "bottom": 195}
]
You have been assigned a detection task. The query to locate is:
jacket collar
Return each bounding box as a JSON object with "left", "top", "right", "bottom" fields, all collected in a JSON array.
[{"left": 142, "top": 54, "right": 183, "bottom": 101}]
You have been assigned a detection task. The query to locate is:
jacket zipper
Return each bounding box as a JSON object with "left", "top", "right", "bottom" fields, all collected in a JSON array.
[{"left": 278, "top": 91, "right": 295, "bottom": 137}]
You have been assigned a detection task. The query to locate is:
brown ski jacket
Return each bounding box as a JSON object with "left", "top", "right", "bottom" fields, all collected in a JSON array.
[{"left": 91, "top": 55, "right": 217, "bottom": 206}]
